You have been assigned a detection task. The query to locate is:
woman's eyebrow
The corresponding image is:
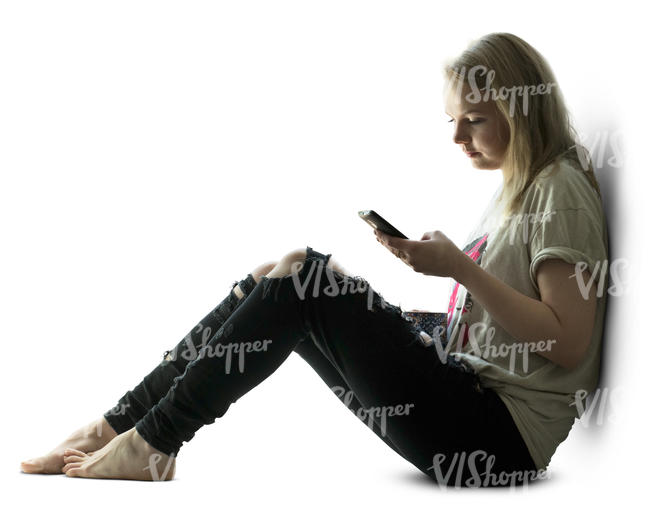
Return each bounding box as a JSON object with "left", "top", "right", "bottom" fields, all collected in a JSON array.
[
  {"left": 446, "top": 110, "right": 485, "bottom": 117},
  {"left": 461, "top": 108, "right": 484, "bottom": 116}
]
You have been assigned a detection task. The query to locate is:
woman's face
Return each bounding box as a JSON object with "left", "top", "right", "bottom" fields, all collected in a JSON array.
[{"left": 444, "top": 80, "right": 510, "bottom": 170}]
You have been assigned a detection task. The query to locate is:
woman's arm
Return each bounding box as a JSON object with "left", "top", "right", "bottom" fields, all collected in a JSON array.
[
  {"left": 454, "top": 253, "right": 598, "bottom": 370},
  {"left": 374, "top": 229, "right": 598, "bottom": 370}
]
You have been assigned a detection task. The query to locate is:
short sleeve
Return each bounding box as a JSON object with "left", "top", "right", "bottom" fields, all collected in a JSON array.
[{"left": 527, "top": 208, "right": 607, "bottom": 293}]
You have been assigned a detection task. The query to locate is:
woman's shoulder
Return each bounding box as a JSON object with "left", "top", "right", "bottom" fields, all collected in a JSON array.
[{"left": 522, "top": 153, "right": 603, "bottom": 217}]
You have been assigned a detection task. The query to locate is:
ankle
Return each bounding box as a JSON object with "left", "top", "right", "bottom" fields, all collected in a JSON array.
[{"left": 96, "top": 416, "right": 118, "bottom": 442}]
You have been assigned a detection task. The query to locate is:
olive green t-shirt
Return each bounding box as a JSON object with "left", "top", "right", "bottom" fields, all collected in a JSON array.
[{"left": 445, "top": 151, "right": 609, "bottom": 470}]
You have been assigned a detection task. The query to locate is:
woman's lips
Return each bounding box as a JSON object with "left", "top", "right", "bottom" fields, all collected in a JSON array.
[{"left": 466, "top": 151, "right": 480, "bottom": 157}]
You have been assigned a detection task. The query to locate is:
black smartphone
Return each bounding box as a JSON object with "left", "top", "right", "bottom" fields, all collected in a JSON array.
[{"left": 358, "top": 210, "right": 408, "bottom": 239}]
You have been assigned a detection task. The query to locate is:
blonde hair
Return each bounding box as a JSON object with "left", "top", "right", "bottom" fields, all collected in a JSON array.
[{"left": 443, "top": 32, "right": 601, "bottom": 217}]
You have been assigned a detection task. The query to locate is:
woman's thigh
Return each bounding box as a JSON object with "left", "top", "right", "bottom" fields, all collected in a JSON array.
[
  {"left": 276, "top": 248, "right": 537, "bottom": 486},
  {"left": 293, "top": 335, "right": 412, "bottom": 461}
]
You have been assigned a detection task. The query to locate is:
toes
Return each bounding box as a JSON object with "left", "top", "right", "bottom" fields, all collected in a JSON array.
[
  {"left": 21, "top": 455, "right": 61, "bottom": 474},
  {"left": 65, "top": 467, "right": 80, "bottom": 477},
  {"left": 65, "top": 465, "right": 89, "bottom": 478},
  {"left": 62, "top": 462, "right": 82, "bottom": 474},
  {"left": 20, "top": 458, "right": 44, "bottom": 473},
  {"left": 63, "top": 455, "right": 85, "bottom": 463},
  {"left": 63, "top": 448, "right": 87, "bottom": 457}
]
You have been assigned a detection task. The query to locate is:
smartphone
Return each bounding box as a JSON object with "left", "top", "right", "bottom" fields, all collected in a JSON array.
[{"left": 358, "top": 210, "right": 408, "bottom": 239}]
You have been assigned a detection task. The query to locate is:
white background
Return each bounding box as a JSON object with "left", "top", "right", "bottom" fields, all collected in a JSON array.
[{"left": 1, "top": 1, "right": 646, "bottom": 518}]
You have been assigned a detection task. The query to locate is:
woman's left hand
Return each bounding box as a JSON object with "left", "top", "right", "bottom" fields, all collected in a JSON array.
[{"left": 374, "top": 229, "right": 464, "bottom": 279}]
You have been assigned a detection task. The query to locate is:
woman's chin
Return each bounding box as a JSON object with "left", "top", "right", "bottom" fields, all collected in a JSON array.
[{"left": 470, "top": 156, "right": 501, "bottom": 170}]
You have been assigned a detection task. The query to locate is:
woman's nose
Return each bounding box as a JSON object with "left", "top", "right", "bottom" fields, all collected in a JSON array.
[
  {"left": 453, "top": 129, "right": 469, "bottom": 144},
  {"left": 452, "top": 123, "right": 469, "bottom": 144}
]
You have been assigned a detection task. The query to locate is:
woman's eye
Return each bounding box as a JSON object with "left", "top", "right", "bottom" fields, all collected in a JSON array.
[{"left": 447, "top": 118, "right": 484, "bottom": 124}]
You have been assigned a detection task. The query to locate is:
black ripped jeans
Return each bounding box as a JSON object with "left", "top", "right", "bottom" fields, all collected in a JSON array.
[{"left": 103, "top": 246, "right": 539, "bottom": 487}]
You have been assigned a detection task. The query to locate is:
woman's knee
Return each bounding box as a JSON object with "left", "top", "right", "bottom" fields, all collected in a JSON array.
[
  {"left": 267, "top": 248, "right": 309, "bottom": 278},
  {"left": 251, "top": 261, "right": 278, "bottom": 283},
  {"left": 267, "top": 247, "right": 351, "bottom": 278},
  {"left": 327, "top": 256, "right": 350, "bottom": 276}
]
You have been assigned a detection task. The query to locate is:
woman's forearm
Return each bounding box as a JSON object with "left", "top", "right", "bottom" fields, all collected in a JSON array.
[
  {"left": 452, "top": 253, "right": 570, "bottom": 367},
  {"left": 374, "top": 226, "right": 587, "bottom": 368}
]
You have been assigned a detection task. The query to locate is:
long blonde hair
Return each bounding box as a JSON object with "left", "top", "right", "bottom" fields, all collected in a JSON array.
[{"left": 443, "top": 32, "right": 601, "bottom": 216}]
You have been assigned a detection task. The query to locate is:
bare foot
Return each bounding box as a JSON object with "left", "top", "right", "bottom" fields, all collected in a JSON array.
[
  {"left": 21, "top": 416, "right": 118, "bottom": 474},
  {"left": 62, "top": 427, "right": 176, "bottom": 481}
]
